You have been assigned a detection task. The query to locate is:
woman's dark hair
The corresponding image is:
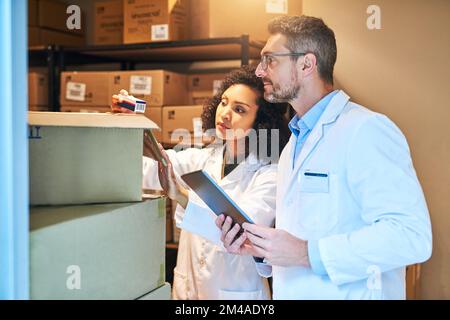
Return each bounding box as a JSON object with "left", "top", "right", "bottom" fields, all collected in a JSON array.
[{"left": 201, "top": 65, "right": 290, "bottom": 160}]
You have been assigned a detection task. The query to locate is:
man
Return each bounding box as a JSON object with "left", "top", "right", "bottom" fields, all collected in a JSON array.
[{"left": 216, "top": 15, "right": 432, "bottom": 299}]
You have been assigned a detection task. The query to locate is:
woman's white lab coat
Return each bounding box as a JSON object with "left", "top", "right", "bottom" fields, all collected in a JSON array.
[{"left": 142, "top": 144, "right": 277, "bottom": 300}]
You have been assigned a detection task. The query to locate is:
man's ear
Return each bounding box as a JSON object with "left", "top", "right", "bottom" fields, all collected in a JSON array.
[
  {"left": 303, "top": 58, "right": 311, "bottom": 70},
  {"left": 301, "top": 53, "right": 316, "bottom": 72}
]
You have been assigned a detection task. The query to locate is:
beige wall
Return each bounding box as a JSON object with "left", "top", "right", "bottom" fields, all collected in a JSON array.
[{"left": 303, "top": 0, "right": 450, "bottom": 299}]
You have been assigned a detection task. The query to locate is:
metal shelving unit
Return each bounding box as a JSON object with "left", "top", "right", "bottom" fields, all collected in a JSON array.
[
  {"left": 28, "top": 45, "right": 60, "bottom": 112},
  {"left": 28, "top": 35, "right": 264, "bottom": 112},
  {"left": 60, "top": 35, "right": 262, "bottom": 66}
]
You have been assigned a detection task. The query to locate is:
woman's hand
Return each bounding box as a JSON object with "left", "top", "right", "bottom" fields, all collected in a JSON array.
[
  {"left": 111, "top": 89, "right": 134, "bottom": 113},
  {"left": 111, "top": 90, "right": 159, "bottom": 160},
  {"left": 143, "top": 130, "right": 162, "bottom": 161},
  {"left": 157, "top": 144, "right": 189, "bottom": 208}
]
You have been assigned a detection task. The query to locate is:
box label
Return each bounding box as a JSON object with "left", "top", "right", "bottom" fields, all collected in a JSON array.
[
  {"left": 130, "top": 76, "right": 152, "bottom": 95},
  {"left": 28, "top": 126, "right": 42, "bottom": 140},
  {"left": 151, "top": 24, "right": 169, "bottom": 41},
  {"left": 266, "top": 0, "right": 288, "bottom": 14},
  {"left": 66, "top": 82, "right": 86, "bottom": 102}
]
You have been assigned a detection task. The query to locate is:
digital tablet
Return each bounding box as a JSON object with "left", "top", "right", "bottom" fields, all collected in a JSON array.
[
  {"left": 181, "top": 170, "right": 264, "bottom": 263},
  {"left": 181, "top": 170, "right": 255, "bottom": 226}
]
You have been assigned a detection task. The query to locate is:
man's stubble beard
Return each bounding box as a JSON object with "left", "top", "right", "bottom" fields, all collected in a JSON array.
[{"left": 264, "top": 69, "right": 300, "bottom": 103}]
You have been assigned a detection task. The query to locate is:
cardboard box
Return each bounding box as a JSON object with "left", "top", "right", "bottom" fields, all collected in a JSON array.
[
  {"left": 60, "top": 71, "right": 112, "bottom": 107},
  {"left": 29, "top": 27, "right": 85, "bottom": 47},
  {"left": 124, "top": 0, "right": 188, "bottom": 44},
  {"left": 161, "top": 105, "right": 203, "bottom": 144},
  {"left": 110, "top": 70, "right": 188, "bottom": 106},
  {"left": 143, "top": 105, "right": 203, "bottom": 145},
  {"left": 187, "top": 73, "right": 228, "bottom": 105},
  {"left": 28, "top": 112, "right": 159, "bottom": 205},
  {"left": 28, "top": 72, "right": 48, "bottom": 106},
  {"left": 143, "top": 108, "right": 163, "bottom": 141},
  {"left": 38, "top": 0, "right": 84, "bottom": 35},
  {"left": 30, "top": 199, "right": 166, "bottom": 300},
  {"left": 94, "top": 0, "right": 124, "bottom": 45},
  {"left": 190, "top": 0, "right": 302, "bottom": 41},
  {"left": 138, "top": 282, "right": 171, "bottom": 300},
  {"left": 61, "top": 70, "right": 187, "bottom": 108}
]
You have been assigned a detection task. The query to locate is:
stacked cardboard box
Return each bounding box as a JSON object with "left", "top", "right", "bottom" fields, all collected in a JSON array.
[
  {"left": 92, "top": 0, "right": 302, "bottom": 45},
  {"left": 123, "top": 0, "right": 188, "bottom": 44},
  {"left": 94, "top": 0, "right": 124, "bottom": 45},
  {"left": 28, "top": 72, "right": 50, "bottom": 111},
  {"left": 59, "top": 70, "right": 207, "bottom": 145},
  {"left": 187, "top": 73, "right": 228, "bottom": 105},
  {"left": 28, "top": 0, "right": 85, "bottom": 47},
  {"left": 59, "top": 71, "right": 112, "bottom": 109},
  {"left": 30, "top": 201, "right": 166, "bottom": 299},
  {"left": 147, "top": 105, "right": 203, "bottom": 144},
  {"left": 59, "top": 70, "right": 188, "bottom": 110},
  {"left": 143, "top": 191, "right": 173, "bottom": 244},
  {"left": 190, "top": 0, "right": 302, "bottom": 42},
  {"left": 29, "top": 112, "right": 168, "bottom": 299},
  {"left": 110, "top": 70, "right": 188, "bottom": 106}
]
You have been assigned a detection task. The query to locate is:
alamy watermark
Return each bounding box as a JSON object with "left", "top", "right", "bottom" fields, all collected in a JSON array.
[
  {"left": 66, "top": 265, "right": 81, "bottom": 290},
  {"left": 170, "top": 128, "right": 282, "bottom": 165},
  {"left": 66, "top": 5, "right": 81, "bottom": 31},
  {"left": 367, "top": 5, "right": 382, "bottom": 30}
]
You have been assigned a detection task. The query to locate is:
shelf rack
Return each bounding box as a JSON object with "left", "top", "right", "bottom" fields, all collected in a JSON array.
[{"left": 28, "top": 35, "right": 264, "bottom": 112}]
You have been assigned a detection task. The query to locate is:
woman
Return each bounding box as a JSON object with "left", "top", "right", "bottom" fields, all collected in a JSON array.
[{"left": 112, "top": 66, "right": 289, "bottom": 300}]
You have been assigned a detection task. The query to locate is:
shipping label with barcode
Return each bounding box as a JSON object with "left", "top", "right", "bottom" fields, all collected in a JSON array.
[
  {"left": 134, "top": 101, "right": 146, "bottom": 113},
  {"left": 266, "top": 0, "right": 288, "bottom": 14},
  {"left": 130, "top": 76, "right": 152, "bottom": 95},
  {"left": 151, "top": 24, "right": 169, "bottom": 41},
  {"left": 66, "top": 82, "right": 86, "bottom": 101}
]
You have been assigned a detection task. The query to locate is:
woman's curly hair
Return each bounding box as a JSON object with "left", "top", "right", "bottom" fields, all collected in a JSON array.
[{"left": 201, "top": 65, "right": 290, "bottom": 160}]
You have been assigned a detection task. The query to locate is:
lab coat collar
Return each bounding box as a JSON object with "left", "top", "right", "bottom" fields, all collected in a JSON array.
[
  {"left": 289, "top": 90, "right": 350, "bottom": 181},
  {"left": 220, "top": 151, "right": 269, "bottom": 187}
]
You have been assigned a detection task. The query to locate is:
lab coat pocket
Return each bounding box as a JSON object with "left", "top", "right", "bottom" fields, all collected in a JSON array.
[
  {"left": 296, "top": 171, "right": 338, "bottom": 235},
  {"left": 218, "top": 289, "right": 265, "bottom": 300},
  {"left": 299, "top": 170, "right": 329, "bottom": 193},
  {"left": 172, "top": 268, "right": 194, "bottom": 300}
]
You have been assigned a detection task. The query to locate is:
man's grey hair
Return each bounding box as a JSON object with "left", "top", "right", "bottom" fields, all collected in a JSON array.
[{"left": 268, "top": 15, "right": 337, "bottom": 85}]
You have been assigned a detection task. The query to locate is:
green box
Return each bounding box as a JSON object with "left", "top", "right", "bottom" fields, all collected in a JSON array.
[
  {"left": 30, "top": 199, "right": 166, "bottom": 300},
  {"left": 137, "top": 282, "right": 171, "bottom": 300},
  {"left": 28, "top": 112, "right": 159, "bottom": 205}
]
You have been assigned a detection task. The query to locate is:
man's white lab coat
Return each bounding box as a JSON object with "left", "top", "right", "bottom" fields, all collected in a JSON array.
[{"left": 266, "top": 90, "right": 432, "bottom": 299}]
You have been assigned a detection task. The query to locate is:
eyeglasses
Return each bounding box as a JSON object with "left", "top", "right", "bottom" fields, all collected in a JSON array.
[{"left": 259, "top": 52, "right": 307, "bottom": 71}]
